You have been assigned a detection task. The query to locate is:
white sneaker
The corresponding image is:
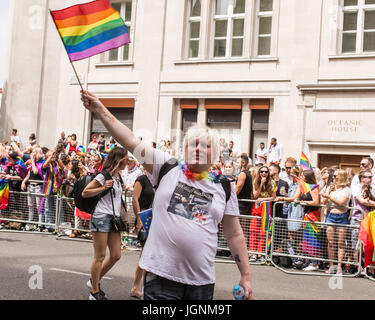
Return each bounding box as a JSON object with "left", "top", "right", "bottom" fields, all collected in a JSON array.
[
  {"left": 303, "top": 264, "right": 319, "bottom": 272},
  {"left": 249, "top": 255, "right": 257, "bottom": 262}
]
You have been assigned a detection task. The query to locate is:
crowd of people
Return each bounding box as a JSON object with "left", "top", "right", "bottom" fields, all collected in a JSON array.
[
  {"left": 1, "top": 117, "right": 374, "bottom": 300},
  {"left": 213, "top": 141, "right": 375, "bottom": 277}
]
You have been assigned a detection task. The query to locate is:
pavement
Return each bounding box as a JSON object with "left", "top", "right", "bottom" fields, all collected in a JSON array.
[{"left": 0, "top": 230, "right": 374, "bottom": 300}]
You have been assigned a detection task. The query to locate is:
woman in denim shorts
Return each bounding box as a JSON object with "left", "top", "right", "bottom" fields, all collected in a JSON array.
[
  {"left": 321, "top": 170, "right": 351, "bottom": 275},
  {"left": 82, "top": 147, "right": 128, "bottom": 300}
]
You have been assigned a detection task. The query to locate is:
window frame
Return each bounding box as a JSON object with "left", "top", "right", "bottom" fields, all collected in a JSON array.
[
  {"left": 339, "top": 0, "right": 375, "bottom": 54},
  {"left": 210, "top": 0, "right": 246, "bottom": 59},
  {"left": 103, "top": 0, "right": 135, "bottom": 63},
  {"left": 186, "top": 0, "right": 202, "bottom": 59},
  {"left": 254, "top": 0, "right": 274, "bottom": 57}
]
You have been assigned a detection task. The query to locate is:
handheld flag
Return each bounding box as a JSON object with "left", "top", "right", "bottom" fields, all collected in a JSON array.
[
  {"left": 139, "top": 208, "right": 152, "bottom": 236},
  {"left": 300, "top": 152, "right": 314, "bottom": 172},
  {"left": 261, "top": 202, "right": 271, "bottom": 232},
  {"left": 0, "top": 179, "right": 9, "bottom": 210},
  {"left": 50, "top": 0, "right": 130, "bottom": 62},
  {"left": 293, "top": 174, "right": 319, "bottom": 195}
]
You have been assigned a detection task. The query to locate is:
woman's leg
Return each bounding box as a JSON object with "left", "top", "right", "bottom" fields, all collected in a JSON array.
[
  {"left": 131, "top": 248, "right": 145, "bottom": 298},
  {"left": 100, "top": 231, "right": 121, "bottom": 280},
  {"left": 91, "top": 231, "right": 108, "bottom": 293},
  {"left": 337, "top": 227, "right": 347, "bottom": 273},
  {"left": 326, "top": 226, "right": 336, "bottom": 270}
]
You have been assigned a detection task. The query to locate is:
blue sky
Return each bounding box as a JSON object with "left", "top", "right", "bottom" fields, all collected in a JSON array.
[{"left": 0, "top": 0, "right": 10, "bottom": 87}]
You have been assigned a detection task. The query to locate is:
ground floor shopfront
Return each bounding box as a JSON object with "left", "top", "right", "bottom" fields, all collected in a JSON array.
[{"left": 89, "top": 83, "right": 375, "bottom": 169}]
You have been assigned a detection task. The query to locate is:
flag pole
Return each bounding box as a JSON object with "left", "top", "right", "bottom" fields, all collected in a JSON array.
[{"left": 49, "top": 9, "right": 84, "bottom": 91}]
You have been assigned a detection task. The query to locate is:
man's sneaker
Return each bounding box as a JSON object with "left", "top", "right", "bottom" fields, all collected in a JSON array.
[
  {"left": 249, "top": 255, "right": 257, "bottom": 262},
  {"left": 87, "top": 279, "right": 105, "bottom": 296},
  {"left": 89, "top": 291, "right": 108, "bottom": 300}
]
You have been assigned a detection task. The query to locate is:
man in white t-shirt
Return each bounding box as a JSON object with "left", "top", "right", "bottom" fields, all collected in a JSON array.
[
  {"left": 255, "top": 142, "right": 267, "bottom": 166},
  {"left": 121, "top": 156, "right": 142, "bottom": 192},
  {"left": 268, "top": 137, "right": 283, "bottom": 166},
  {"left": 81, "top": 87, "right": 252, "bottom": 301},
  {"left": 10, "top": 129, "right": 21, "bottom": 148}
]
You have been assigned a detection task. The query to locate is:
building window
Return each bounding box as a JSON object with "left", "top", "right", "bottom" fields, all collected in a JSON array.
[
  {"left": 212, "top": 0, "right": 246, "bottom": 58},
  {"left": 256, "top": 0, "right": 273, "bottom": 56},
  {"left": 187, "top": 0, "right": 202, "bottom": 58},
  {"left": 341, "top": 0, "right": 375, "bottom": 54},
  {"left": 106, "top": 0, "right": 133, "bottom": 62}
]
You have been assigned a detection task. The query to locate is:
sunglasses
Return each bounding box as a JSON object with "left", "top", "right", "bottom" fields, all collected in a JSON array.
[
  {"left": 363, "top": 176, "right": 373, "bottom": 179},
  {"left": 360, "top": 163, "right": 368, "bottom": 167},
  {"left": 285, "top": 167, "right": 292, "bottom": 170},
  {"left": 260, "top": 170, "right": 269, "bottom": 174}
]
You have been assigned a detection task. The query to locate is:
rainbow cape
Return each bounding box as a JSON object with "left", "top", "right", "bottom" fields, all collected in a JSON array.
[
  {"left": 358, "top": 210, "right": 375, "bottom": 268},
  {"left": 300, "top": 152, "right": 314, "bottom": 171},
  {"left": 293, "top": 174, "right": 319, "bottom": 195},
  {"left": 0, "top": 179, "right": 9, "bottom": 210},
  {"left": 261, "top": 202, "right": 272, "bottom": 232},
  {"left": 50, "top": 0, "right": 130, "bottom": 62}
]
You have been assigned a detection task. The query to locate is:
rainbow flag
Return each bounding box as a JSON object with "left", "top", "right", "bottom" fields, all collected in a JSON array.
[
  {"left": 293, "top": 174, "right": 319, "bottom": 195},
  {"left": 261, "top": 202, "right": 271, "bottom": 232},
  {"left": 300, "top": 152, "right": 314, "bottom": 171},
  {"left": 50, "top": 0, "right": 130, "bottom": 62},
  {"left": 302, "top": 211, "right": 321, "bottom": 257},
  {"left": 0, "top": 179, "right": 9, "bottom": 210},
  {"left": 359, "top": 211, "right": 375, "bottom": 268}
]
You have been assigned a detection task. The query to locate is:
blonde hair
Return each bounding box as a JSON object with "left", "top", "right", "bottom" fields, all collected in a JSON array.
[
  {"left": 183, "top": 124, "right": 220, "bottom": 164},
  {"left": 335, "top": 169, "right": 348, "bottom": 188}
]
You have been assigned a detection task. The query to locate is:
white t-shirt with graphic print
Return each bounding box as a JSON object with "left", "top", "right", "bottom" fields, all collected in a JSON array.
[{"left": 139, "top": 150, "right": 240, "bottom": 286}]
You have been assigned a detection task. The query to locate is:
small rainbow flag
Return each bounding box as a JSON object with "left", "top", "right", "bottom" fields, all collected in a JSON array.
[
  {"left": 293, "top": 174, "right": 319, "bottom": 195},
  {"left": 50, "top": 0, "right": 130, "bottom": 62},
  {"left": 0, "top": 179, "right": 9, "bottom": 210},
  {"left": 2, "top": 140, "right": 8, "bottom": 145},
  {"left": 261, "top": 202, "right": 271, "bottom": 232},
  {"left": 300, "top": 152, "right": 314, "bottom": 171}
]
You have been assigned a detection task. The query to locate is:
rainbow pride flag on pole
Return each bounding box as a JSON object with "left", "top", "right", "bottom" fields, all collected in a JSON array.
[
  {"left": 293, "top": 174, "right": 319, "bottom": 195},
  {"left": 0, "top": 179, "right": 9, "bottom": 210},
  {"left": 261, "top": 202, "right": 271, "bottom": 232},
  {"left": 300, "top": 152, "right": 314, "bottom": 172},
  {"left": 50, "top": 0, "right": 130, "bottom": 62}
]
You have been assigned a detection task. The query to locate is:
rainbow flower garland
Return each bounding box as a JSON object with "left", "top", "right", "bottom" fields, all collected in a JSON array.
[{"left": 178, "top": 159, "right": 222, "bottom": 183}]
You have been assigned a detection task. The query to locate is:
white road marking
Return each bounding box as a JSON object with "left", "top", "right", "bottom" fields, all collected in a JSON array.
[{"left": 49, "top": 268, "right": 112, "bottom": 280}]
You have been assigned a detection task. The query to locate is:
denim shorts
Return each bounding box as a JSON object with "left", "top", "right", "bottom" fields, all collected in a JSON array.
[
  {"left": 326, "top": 212, "right": 349, "bottom": 225},
  {"left": 90, "top": 215, "right": 114, "bottom": 233}
]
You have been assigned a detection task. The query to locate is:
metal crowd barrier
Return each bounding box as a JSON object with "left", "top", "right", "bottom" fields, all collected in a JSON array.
[
  {"left": 217, "top": 199, "right": 271, "bottom": 265},
  {"left": 1, "top": 191, "right": 373, "bottom": 280},
  {"left": 269, "top": 201, "right": 363, "bottom": 277},
  {"left": 0, "top": 190, "right": 58, "bottom": 234}
]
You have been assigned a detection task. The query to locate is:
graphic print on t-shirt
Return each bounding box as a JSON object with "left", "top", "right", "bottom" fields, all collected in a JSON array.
[{"left": 167, "top": 182, "right": 213, "bottom": 225}]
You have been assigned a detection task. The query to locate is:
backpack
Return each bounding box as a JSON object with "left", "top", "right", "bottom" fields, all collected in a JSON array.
[
  {"left": 73, "top": 171, "right": 115, "bottom": 214},
  {"left": 155, "top": 160, "right": 231, "bottom": 202}
]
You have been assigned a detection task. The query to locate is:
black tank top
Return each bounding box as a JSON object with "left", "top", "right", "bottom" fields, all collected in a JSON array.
[
  {"left": 237, "top": 170, "right": 252, "bottom": 201},
  {"left": 299, "top": 192, "right": 319, "bottom": 214}
]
